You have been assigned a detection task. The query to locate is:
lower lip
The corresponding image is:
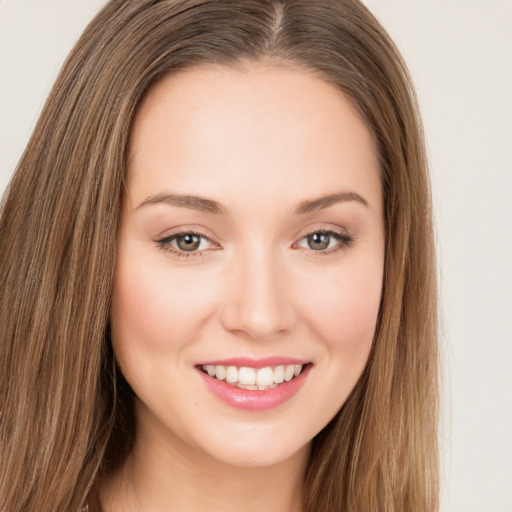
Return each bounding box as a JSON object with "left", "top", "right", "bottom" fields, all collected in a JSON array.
[{"left": 197, "top": 365, "right": 311, "bottom": 411}]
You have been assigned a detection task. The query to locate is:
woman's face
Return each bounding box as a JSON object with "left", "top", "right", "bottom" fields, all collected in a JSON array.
[{"left": 111, "top": 63, "right": 385, "bottom": 468}]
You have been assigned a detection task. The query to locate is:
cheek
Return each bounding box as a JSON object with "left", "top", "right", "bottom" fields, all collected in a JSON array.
[
  {"left": 300, "top": 262, "right": 383, "bottom": 356},
  {"left": 110, "top": 256, "right": 216, "bottom": 360}
]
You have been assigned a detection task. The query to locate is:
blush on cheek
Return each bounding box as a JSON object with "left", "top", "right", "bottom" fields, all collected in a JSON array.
[
  {"left": 111, "top": 258, "right": 219, "bottom": 356},
  {"left": 308, "top": 275, "right": 381, "bottom": 346},
  {"left": 111, "top": 270, "right": 166, "bottom": 347}
]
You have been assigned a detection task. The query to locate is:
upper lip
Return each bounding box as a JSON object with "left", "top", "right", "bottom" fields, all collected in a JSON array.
[{"left": 195, "top": 356, "right": 310, "bottom": 368}]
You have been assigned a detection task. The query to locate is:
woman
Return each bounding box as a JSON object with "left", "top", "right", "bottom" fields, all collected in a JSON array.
[{"left": 0, "top": 1, "right": 439, "bottom": 511}]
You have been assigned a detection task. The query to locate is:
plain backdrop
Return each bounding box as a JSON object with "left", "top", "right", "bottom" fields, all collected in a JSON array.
[{"left": 0, "top": 2, "right": 511, "bottom": 511}]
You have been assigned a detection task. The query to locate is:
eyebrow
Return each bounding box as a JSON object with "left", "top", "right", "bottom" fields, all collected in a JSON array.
[
  {"left": 136, "top": 193, "right": 229, "bottom": 215},
  {"left": 294, "top": 192, "right": 368, "bottom": 214},
  {"left": 136, "top": 191, "right": 368, "bottom": 215}
]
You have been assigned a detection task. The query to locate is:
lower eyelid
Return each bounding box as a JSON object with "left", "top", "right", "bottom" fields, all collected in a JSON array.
[
  {"left": 154, "top": 228, "right": 226, "bottom": 260},
  {"left": 295, "top": 230, "right": 354, "bottom": 249},
  {"left": 155, "top": 229, "right": 353, "bottom": 257}
]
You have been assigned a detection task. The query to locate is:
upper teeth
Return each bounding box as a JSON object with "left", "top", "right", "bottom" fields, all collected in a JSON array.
[{"left": 201, "top": 364, "right": 303, "bottom": 390}]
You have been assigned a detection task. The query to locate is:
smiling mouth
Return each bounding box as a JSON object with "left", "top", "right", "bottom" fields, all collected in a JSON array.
[{"left": 199, "top": 364, "right": 308, "bottom": 391}]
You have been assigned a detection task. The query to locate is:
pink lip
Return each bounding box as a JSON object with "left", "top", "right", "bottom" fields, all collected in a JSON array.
[
  {"left": 196, "top": 363, "right": 312, "bottom": 411},
  {"left": 195, "top": 356, "right": 309, "bottom": 368}
]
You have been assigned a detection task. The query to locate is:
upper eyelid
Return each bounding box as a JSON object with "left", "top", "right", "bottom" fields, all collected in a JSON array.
[
  {"left": 156, "top": 227, "right": 353, "bottom": 256},
  {"left": 155, "top": 227, "right": 215, "bottom": 243},
  {"left": 293, "top": 229, "right": 353, "bottom": 246},
  {"left": 294, "top": 225, "right": 351, "bottom": 241},
  {"left": 155, "top": 231, "right": 216, "bottom": 258},
  {"left": 156, "top": 226, "right": 349, "bottom": 242}
]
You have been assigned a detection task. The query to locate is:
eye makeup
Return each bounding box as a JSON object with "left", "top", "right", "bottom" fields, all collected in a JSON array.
[
  {"left": 154, "top": 225, "right": 355, "bottom": 260},
  {"left": 154, "top": 228, "right": 218, "bottom": 259}
]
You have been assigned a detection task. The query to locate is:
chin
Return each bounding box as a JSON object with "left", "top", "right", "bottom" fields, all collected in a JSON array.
[
  {"left": 182, "top": 419, "right": 313, "bottom": 469},
  {"left": 202, "top": 436, "right": 310, "bottom": 468}
]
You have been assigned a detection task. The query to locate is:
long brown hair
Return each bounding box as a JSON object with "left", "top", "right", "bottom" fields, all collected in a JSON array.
[{"left": 0, "top": 1, "right": 438, "bottom": 510}]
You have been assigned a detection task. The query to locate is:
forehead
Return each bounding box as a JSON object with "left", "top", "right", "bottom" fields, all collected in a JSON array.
[{"left": 127, "top": 62, "right": 381, "bottom": 214}]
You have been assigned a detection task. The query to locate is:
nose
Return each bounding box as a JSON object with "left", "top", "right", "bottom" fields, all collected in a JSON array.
[{"left": 220, "top": 246, "right": 296, "bottom": 340}]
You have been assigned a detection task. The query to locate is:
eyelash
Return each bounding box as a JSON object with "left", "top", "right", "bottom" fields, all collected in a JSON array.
[
  {"left": 293, "top": 229, "right": 355, "bottom": 255},
  {"left": 154, "top": 228, "right": 355, "bottom": 259},
  {"left": 154, "top": 229, "right": 216, "bottom": 259}
]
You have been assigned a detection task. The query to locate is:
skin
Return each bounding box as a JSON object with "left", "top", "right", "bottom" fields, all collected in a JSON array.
[{"left": 101, "top": 62, "right": 385, "bottom": 511}]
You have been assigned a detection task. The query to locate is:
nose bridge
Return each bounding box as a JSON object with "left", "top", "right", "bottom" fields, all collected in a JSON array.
[{"left": 221, "top": 241, "right": 294, "bottom": 339}]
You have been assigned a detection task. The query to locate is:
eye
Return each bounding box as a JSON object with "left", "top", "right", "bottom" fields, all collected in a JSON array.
[
  {"left": 295, "top": 229, "right": 354, "bottom": 252},
  {"left": 155, "top": 231, "right": 215, "bottom": 256}
]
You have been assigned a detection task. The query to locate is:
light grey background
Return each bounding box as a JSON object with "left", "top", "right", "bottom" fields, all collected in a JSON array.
[{"left": 1, "top": 2, "right": 511, "bottom": 511}]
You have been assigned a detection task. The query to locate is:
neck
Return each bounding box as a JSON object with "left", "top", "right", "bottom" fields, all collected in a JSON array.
[{"left": 99, "top": 404, "right": 310, "bottom": 512}]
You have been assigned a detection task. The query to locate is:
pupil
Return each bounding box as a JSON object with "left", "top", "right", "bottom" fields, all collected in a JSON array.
[
  {"left": 177, "top": 234, "right": 200, "bottom": 251},
  {"left": 308, "top": 232, "right": 329, "bottom": 250}
]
